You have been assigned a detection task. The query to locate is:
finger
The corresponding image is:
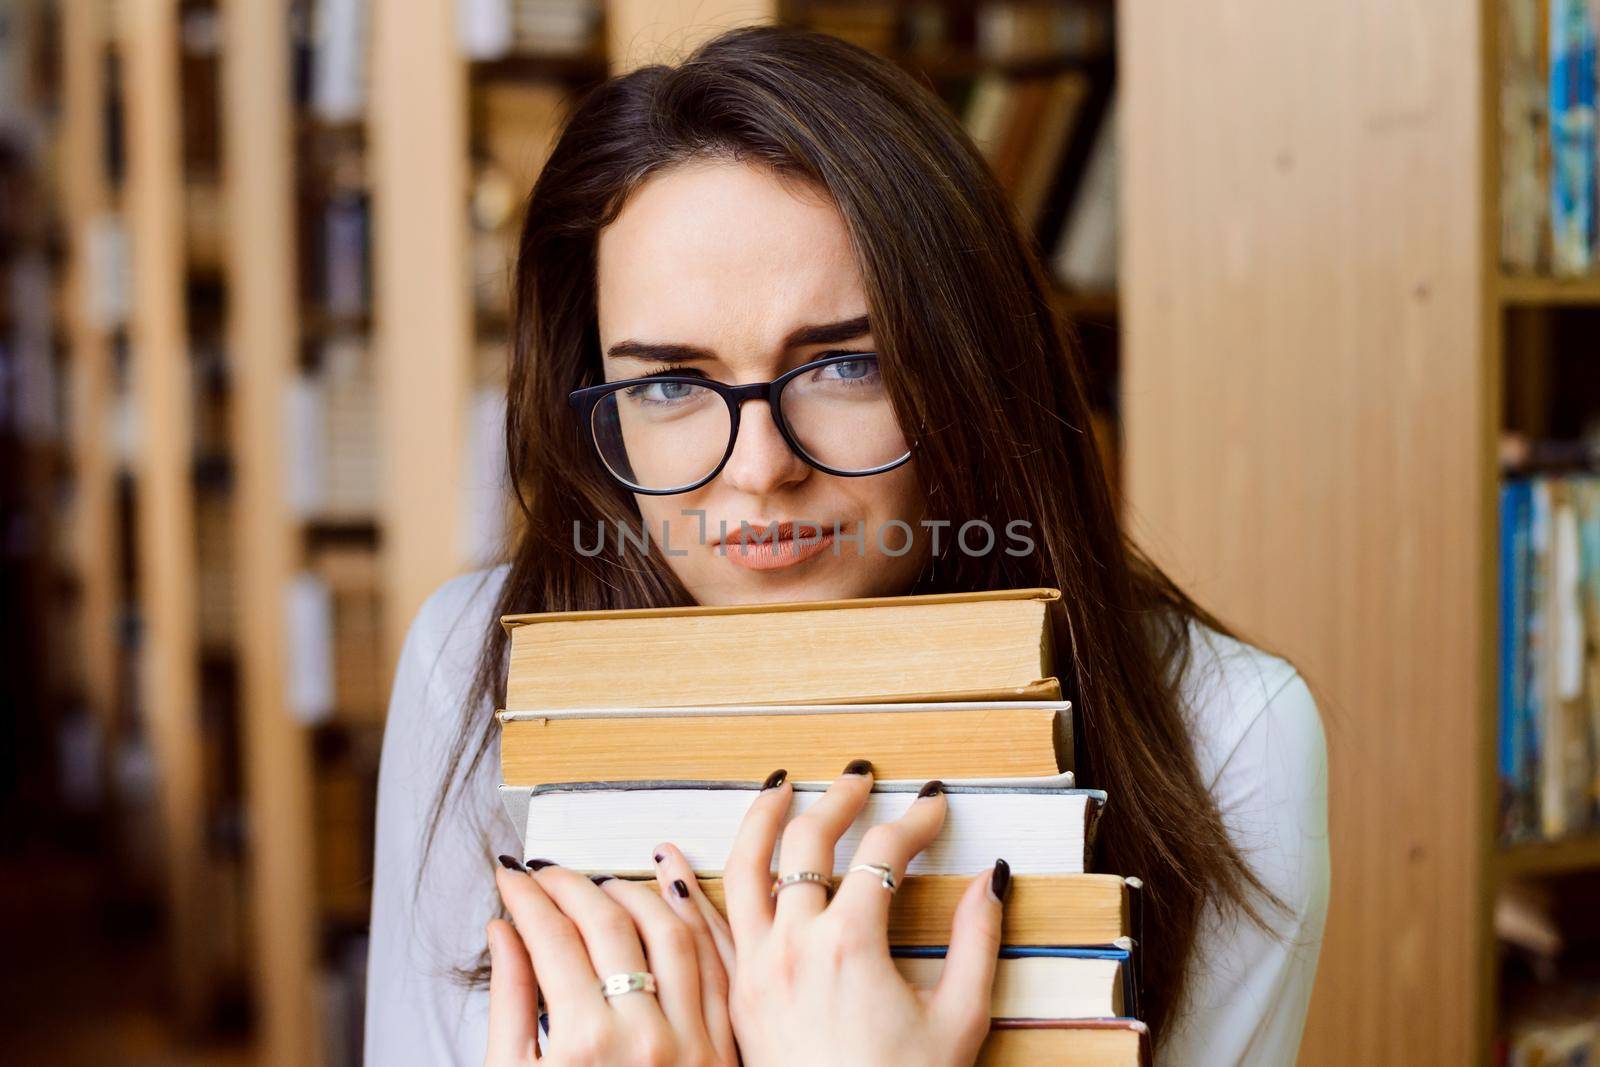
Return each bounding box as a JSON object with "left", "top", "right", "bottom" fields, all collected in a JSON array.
[
  {"left": 652, "top": 846, "right": 737, "bottom": 1061},
  {"left": 596, "top": 877, "right": 708, "bottom": 1042},
  {"left": 486, "top": 918, "right": 541, "bottom": 1064},
  {"left": 773, "top": 760, "right": 876, "bottom": 923},
  {"left": 721, "top": 768, "right": 793, "bottom": 948},
  {"left": 495, "top": 866, "right": 605, "bottom": 1019},
  {"left": 531, "top": 865, "right": 662, "bottom": 1025},
  {"left": 654, "top": 843, "right": 736, "bottom": 977},
  {"left": 929, "top": 859, "right": 1007, "bottom": 1043},
  {"left": 831, "top": 780, "right": 948, "bottom": 930}
]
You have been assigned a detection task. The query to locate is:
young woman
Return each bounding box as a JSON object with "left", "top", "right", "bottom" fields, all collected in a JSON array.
[{"left": 364, "top": 24, "right": 1329, "bottom": 1067}]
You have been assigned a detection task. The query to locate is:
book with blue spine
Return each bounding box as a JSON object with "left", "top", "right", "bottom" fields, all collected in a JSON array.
[
  {"left": 1524, "top": 480, "right": 1553, "bottom": 839},
  {"left": 1549, "top": 0, "right": 1598, "bottom": 275},
  {"left": 1500, "top": 478, "right": 1533, "bottom": 838}
]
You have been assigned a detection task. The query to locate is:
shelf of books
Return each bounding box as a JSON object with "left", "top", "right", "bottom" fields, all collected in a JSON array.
[{"left": 1491, "top": 0, "right": 1600, "bottom": 1057}]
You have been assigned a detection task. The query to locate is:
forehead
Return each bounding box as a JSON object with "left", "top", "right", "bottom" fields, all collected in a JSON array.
[{"left": 596, "top": 161, "right": 867, "bottom": 351}]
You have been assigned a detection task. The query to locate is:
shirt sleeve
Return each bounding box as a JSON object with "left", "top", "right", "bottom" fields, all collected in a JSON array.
[
  {"left": 364, "top": 572, "right": 520, "bottom": 1067},
  {"left": 1157, "top": 670, "right": 1331, "bottom": 1066}
]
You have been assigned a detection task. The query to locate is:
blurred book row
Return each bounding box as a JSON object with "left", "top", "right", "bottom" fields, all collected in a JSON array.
[
  {"left": 1501, "top": 0, "right": 1600, "bottom": 276},
  {"left": 1498, "top": 474, "right": 1600, "bottom": 844}
]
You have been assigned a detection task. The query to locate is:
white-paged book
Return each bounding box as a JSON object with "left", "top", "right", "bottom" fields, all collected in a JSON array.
[
  {"left": 892, "top": 945, "right": 1131, "bottom": 1019},
  {"left": 500, "top": 776, "right": 1101, "bottom": 876}
]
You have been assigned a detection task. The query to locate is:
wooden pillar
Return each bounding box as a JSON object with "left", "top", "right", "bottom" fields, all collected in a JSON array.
[
  {"left": 1119, "top": 0, "right": 1485, "bottom": 1063},
  {"left": 62, "top": 0, "right": 119, "bottom": 752},
  {"left": 221, "top": 1, "right": 320, "bottom": 1063},
  {"left": 370, "top": 0, "right": 472, "bottom": 667},
  {"left": 120, "top": 0, "right": 208, "bottom": 1029}
]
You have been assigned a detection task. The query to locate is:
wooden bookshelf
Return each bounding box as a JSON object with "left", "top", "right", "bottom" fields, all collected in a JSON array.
[
  {"left": 1480, "top": 0, "right": 1600, "bottom": 1057},
  {"left": 1119, "top": 2, "right": 1484, "bottom": 1065}
]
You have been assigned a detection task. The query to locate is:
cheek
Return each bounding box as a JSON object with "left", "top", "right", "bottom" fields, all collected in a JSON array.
[
  {"left": 638, "top": 499, "right": 694, "bottom": 539},
  {"left": 635, "top": 497, "right": 671, "bottom": 533},
  {"left": 866, "top": 464, "right": 927, "bottom": 530},
  {"left": 634, "top": 497, "right": 714, "bottom": 568}
]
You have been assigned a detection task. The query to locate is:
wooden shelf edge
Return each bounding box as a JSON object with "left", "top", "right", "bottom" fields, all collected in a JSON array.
[
  {"left": 1493, "top": 834, "right": 1600, "bottom": 881},
  {"left": 1497, "top": 273, "right": 1600, "bottom": 306}
]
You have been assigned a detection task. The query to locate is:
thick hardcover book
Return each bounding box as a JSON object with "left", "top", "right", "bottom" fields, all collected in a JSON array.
[
  {"left": 689, "top": 872, "right": 1130, "bottom": 947},
  {"left": 891, "top": 943, "right": 1134, "bottom": 1019},
  {"left": 496, "top": 700, "right": 1073, "bottom": 787},
  {"left": 501, "top": 777, "right": 1101, "bottom": 877},
  {"left": 978, "top": 1018, "right": 1151, "bottom": 1067},
  {"left": 499, "top": 587, "right": 1062, "bottom": 710}
]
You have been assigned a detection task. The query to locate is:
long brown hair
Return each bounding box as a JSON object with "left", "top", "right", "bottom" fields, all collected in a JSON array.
[{"left": 429, "top": 23, "right": 1281, "bottom": 1041}]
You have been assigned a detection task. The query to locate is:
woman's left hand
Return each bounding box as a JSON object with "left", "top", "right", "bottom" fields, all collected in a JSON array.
[{"left": 485, "top": 860, "right": 741, "bottom": 1066}]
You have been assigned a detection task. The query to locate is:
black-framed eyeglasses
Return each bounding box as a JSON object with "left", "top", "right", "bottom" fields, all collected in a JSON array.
[{"left": 567, "top": 352, "right": 913, "bottom": 495}]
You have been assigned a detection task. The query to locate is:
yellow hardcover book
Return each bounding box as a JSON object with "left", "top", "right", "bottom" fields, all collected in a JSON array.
[
  {"left": 497, "top": 704, "right": 1073, "bottom": 787},
  {"left": 691, "top": 873, "right": 1128, "bottom": 948},
  {"left": 978, "top": 1020, "right": 1150, "bottom": 1067},
  {"left": 501, "top": 587, "right": 1061, "bottom": 710}
]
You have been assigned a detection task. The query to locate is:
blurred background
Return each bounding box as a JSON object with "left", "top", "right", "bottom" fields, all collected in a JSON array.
[{"left": 1, "top": 0, "right": 1596, "bottom": 1063}]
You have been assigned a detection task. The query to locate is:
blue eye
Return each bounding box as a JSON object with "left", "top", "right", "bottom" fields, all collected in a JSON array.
[
  {"left": 621, "top": 379, "right": 701, "bottom": 404},
  {"left": 811, "top": 356, "right": 881, "bottom": 386}
]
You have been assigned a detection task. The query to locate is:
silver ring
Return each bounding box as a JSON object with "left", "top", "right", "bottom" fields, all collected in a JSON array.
[
  {"left": 601, "top": 972, "right": 657, "bottom": 998},
  {"left": 847, "top": 862, "right": 898, "bottom": 893},
  {"left": 770, "top": 870, "right": 834, "bottom": 897}
]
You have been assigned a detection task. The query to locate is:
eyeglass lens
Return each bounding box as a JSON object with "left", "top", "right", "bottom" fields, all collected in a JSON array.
[{"left": 587, "top": 356, "right": 909, "bottom": 492}]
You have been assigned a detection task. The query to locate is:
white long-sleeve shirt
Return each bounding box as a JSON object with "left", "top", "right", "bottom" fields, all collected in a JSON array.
[{"left": 363, "top": 566, "right": 1329, "bottom": 1066}]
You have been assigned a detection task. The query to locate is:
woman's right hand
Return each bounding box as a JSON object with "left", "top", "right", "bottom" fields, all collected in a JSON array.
[
  {"left": 484, "top": 859, "right": 739, "bottom": 1066},
  {"left": 652, "top": 764, "right": 1007, "bottom": 1067}
]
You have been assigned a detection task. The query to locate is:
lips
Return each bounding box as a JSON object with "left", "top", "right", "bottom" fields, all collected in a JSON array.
[
  {"left": 717, "top": 520, "right": 828, "bottom": 546},
  {"left": 716, "top": 520, "right": 837, "bottom": 571}
]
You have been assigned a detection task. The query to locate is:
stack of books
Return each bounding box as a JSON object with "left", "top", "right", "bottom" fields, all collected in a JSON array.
[{"left": 497, "top": 588, "right": 1149, "bottom": 1065}]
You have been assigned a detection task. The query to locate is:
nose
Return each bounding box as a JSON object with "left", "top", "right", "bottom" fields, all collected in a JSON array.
[{"left": 718, "top": 399, "right": 810, "bottom": 496}]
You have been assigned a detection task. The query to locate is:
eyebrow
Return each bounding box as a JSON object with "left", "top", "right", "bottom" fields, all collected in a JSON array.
[{"left": 605, "top": 314, "right": 872, "bottom": 362}]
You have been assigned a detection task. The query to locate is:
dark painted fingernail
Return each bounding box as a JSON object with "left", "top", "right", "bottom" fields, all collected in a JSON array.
[
  {"left": 672, "top": 879, "right": 689, "bottom": 899},
  {"left": 761, "top": 768, "right": 787, "bottom": 790},
  {"left": 590, "top": 874, "right": 615, "bottom": 885},
  {"left": 653, "top": 852, "right": 665, "bottom": 864},
  {"left": 498, "top": 854, "right": 526, "bottom": 872},
  {"left": 526, "top": 858, "right": 558, "bottom": 871},
  {"left": 988, "top": 858, "right": 1011, "bottom": 904},
  {"left": 917, "top": 779, "right": 944, "bottom": 799},
  {"left": 843, "top": 758, "right": 873, "bottom": 776}
]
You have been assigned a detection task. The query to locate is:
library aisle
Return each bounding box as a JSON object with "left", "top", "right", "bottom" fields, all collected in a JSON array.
[{"left": 0, "top": 0, "right": 1596, "bottom": 1064}]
